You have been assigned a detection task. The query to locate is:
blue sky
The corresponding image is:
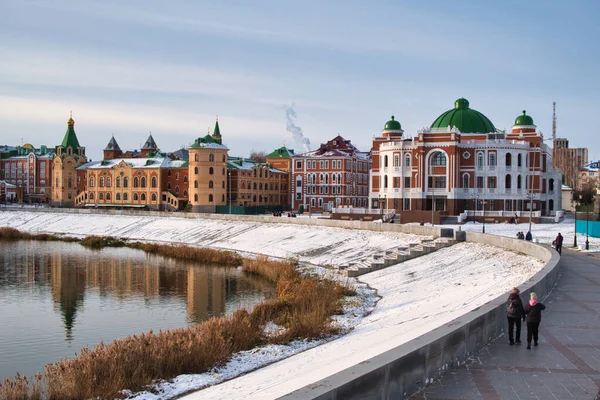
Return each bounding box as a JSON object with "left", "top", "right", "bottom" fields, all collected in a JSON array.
[{"left": 1, "top": 1, "right": 599, "bottom": 162}]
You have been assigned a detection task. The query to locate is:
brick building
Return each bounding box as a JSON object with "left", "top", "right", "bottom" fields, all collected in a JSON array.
[{"left": 370, "top": 98, "right": 562, "bottom": 222}]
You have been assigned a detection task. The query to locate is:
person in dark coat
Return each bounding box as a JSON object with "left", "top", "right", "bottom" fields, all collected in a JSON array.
[
  {"left": 506, "top": 288, "right": 525, "bottom": 345},
  {"left": 554, "top": 233, "right": 563, "bottom": 255},
  {"left": 525, "top": 231, "right": 532, "bottom": 241},
  {"left": 525, "top": 292, "right": 546, "bottom": 349}
]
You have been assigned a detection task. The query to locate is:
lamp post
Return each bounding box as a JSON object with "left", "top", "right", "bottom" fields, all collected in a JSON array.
[
  {"left": 573, "top": 197, "right": 578, "bottom": 248},
  {"left": 527, "top": 191, "right": 534, "bottom": 235},
  {"left": 228, "top": 171, "right": 232, "bottom": 214},
  {"left": 586, "top": 207, "right": 590, "bottom": 250},
  {"left": 430, "top": 164, "right": 435, "bottom": 226}
]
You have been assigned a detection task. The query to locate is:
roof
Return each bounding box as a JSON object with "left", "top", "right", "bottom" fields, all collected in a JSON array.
[
  {"left": 383, "top": 116, "right": 402, "bottom": 131},
  {"left": 60, "top": 114, "right": 82, "bottom": 152},
  {"left": 431, "top": 98, "right": 496, "bottom": 134},
  {"left": 78, "top": 156, "right": 187, "bottom": 170},
  {"left": 514, "top": 110, "right": 535, "bottom": 127},
  {"left": 293, "top": 134, "right": 369, "bottom": 159},
  {"left": 104, "top": 136, "right": 121, "bottom": 151},
  {"left": 227, "top": 157, "right": 287, "bottom": 174},
  {"left": 266, "top": 146, "right": 295, "bottom": 158},
  {"left": 141, "top": 134, "right": 157, "bottom": 150},
  {"left": 189, "top": 135, "right": 228, "bottom": 150}
]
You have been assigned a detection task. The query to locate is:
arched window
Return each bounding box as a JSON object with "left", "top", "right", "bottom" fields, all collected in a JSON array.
[
  {"left": 209, "top": 194, "right": 213, "bottom": 202},
  {"left": 270, "top": 183, "right": 273, "bottom": 190},
  {"left": 505, "top": 153, "right": 512, "bottom": 166},
  {"left": 151, "top": 177, "right": 157, "bottom": 188},
  {"left": 194, "top": 166, "right": 198, "bottom": 174},
  {"left": 253, "top": 195, "right": 257, "bottom": 202},
  {"left": 175, "top": 172, "right": 179, "bottom": 180},
  {"left": 247, "top": 182, "right": 251, "bottom": 189},
  {"left": 133, "top": 193, "right": 138, "bottom": 201},
  {"left": 194, "top": 180, "right": 198, "bottom": 188},
  {"left": 222, "top": 168, "right": 225, "bottom": 175},
  {"left": 384, "top": 155, "right": 388, "bottom": 168},
  {"left": 209, "top": 154, "right": 214, "bottom": 162},
  {"left": 151, "top": 193, "right": 156, "bottom": 201},
  {"left": 116, "top": 193, "right": 120, "bottom": 200},
  {"left": 175, "top": 186, "right": 179, "bottom": 194},
  {"left": 462, "top": 174, "right": 469, "bottom": 188},
  {"left": 194, "top": 194, "right": 198, "bottom": 202},
  {"left": 222, "top": 194, "right": 225, "bottom": 202},
  {"left": 209, "top": 180, "right": 213, "bottom": 189},
  {"left": 404, "top": 153, "right": 411, "bottom": 167},
  {"left": 141, "top": 193, "right": 146, "bottom": 201},
  {"left": 183, "top": 175, "right": 187, "bottom": 183},
  {"left": 183, "top": 190, "right": 187, "bottom": 197},
  {"left": 141, "top": 177, "right": 146, "bottom": 187},
  {"left": 489, "top": 153, "right": 496, "bottom": 166},
  {"left": 209, "top": 167, "right": 214, "bottom": 175},
  {"left": 167, "top": 182, "right": 171, "bottom": 190},
  {"left": 517, "top": 175, "right": 522, "bottom": 189},
  {"left": 99, "top": 177, "right": 104, "bottom": 187},
  {"left": 549, "top": 178, "right": 555, "bottom": 191},
  {"left": 477, "top": 152, "right": 484, "bottom": 167},
  {"left": 90, "top": 177, "right": 95, "bottom": 187},
  {"left": 253, "top": 182, "right": 257, "bottom": 190},
  {"left": 106, "top": 177, "right": 111, "bottom": 187},
  {"left": 517, "top": 154, "right": 522, "bottom": 167},
  {"left": 259, "top": 183, "right": 262, "bottom": 190},
  {"left": 106, "top": 193, "right": 111, "bottom": 200},
  {"left": 168, "top": 170, "right": 171, "bottom": 176},
  {"left": 123, "top": 177, "right": 129, "bottom": 187},
  {"left": 90, "top": 192, "right": 94, "bottom": 199},
  {"left": 222, "top": 154, "right": 226, "bottom": 162},
  {"left": 133, "top": 177, "right": 139, "bottom": 187},
  {"left": 431, "top": 151, "right": 446, "bottom": 166},
  {"left": 384, "top": 175, "right": 388, "bottom": 188},
  {"left": 222, "top": 181, "right": 225, "bottom": 189},
  {"left": 99, "top": 192, "right": 104, "bottom": 200},
  {"left": 123, "top": 193, "right": 128, "bottom": 200},
  {"left": 505, "top": 174, "right": 512, "bottom": 189},
  {"left": 194, "top": 154, "right": 199, "bottom": 161},
  {"left": 549, "top": 199, "right": 554, "bottom": 211}
]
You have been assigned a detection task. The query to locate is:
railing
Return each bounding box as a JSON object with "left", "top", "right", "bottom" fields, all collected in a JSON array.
[{"left": 465, "top": 210, "right": 542, "bottom": 218}]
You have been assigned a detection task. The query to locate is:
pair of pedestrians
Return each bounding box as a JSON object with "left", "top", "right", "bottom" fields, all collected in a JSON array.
[{"left": 506, "top": 288, "right": 546, "bottom": 349}]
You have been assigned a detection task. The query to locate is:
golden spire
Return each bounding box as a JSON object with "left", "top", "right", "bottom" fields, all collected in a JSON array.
[
  {"left": 67, "top": 110, "right": 74, "bottom": 127},
  {"left": 216, "top": 114, "right": 219, "bottom": 122}
]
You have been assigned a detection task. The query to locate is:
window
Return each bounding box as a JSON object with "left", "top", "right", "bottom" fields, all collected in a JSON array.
[
  {"left": 505, "top": 174, "right": 511, "bottom": 189},
  {"left": 151, "top": 193, "right": 156, "bottom": 201},
  {"left": 106, "top": 193, "right": 111, "bottom": 200},
  {"left": 320, "top": 161, "right": 324, "bottom": 169},
  {"left": 175, "top": 186, "right": 179, "bottom": 194},
  {"left": 477, "top": 176, "right": 484, "bottom": 188},
  {"left": 517, "top": 175, "right": 522, "bottom": 189},
  {"left": 99, "top": 193, "right": 104, "bottom": 200},
  {"left": 296, "top": 161, "right": 302, "bottom": 169},
  {"left": 141, "top": 177, "right": 146, "bottom": 187},
  {"left": 194, "top": 194, "right": 198, "bottom": 202},
  {"left": 404, "top": 154, "right": 411, "bottom": 167},
  {"left": 403, "top": 198, "right": 410, "bottom": 210},
  {"left": 124, "top": 177, "right": 129, "bottom": 188},
  {"left": 296, "top": 193, "right": 302, "bottom": 200},
  {"left": 222, "top": 168, "right": 225, "bottom": 176},
  {"left": 134, "top": 177, "right": 139, "bottom": 187},
  {"left": 222, "top": 194, "right": 225, "bottom": 202},
  {"left": 209, "top": 180, "right": 213, "bottom": 189},
  {"left": 209, "top": 194, "right": 213, "bottom": 202},
  {"left": 195, "top": 154, "right": 199, "bottom": 161},
  {"left": 106, "top": 177, "right": 111, "bottom": 187},
  {"left": 151, "top": 177, "right": 157, "bottom": 188},
  {"left": 384, "top": 175, "right": 388, "bottom": 188},
  {"left": 141, "top": 193, "right": 146, "bottom": 201},
  {"left": 194, "top": 180, "right": 198, "bottom": 188},
  {"left": 435, "top": 176, "right": 445, "bottom": 188},
  {"left": 89, "top": 192, "right": 94, "bottom": 200},
  {"left": 489, "top": 177, "right": 497, "bottom": 189},
  {"left": 194, "top": 166, "right": 198, "bottom": 174},
  {"left": 116, "top": 193, "right": 120, "bottom": 200},
  {"left": 505, "top": 153, "right": 512, "bottom": 166},
  {"left": 462, "top": 174, "right": 469, "bottom": 188},
  {"left": 489, "top": 153, "right": 496, "bottom": 166},
  {"left": 209, "top": 167, "right": 214, "bottom": 175},
  {"left": 296, "top": 177, "right": 302, "bottom": 187},
  {"left": 116, "top": 177, "right": 120, "bottom": 187},
  {"left": 123, "top": 193, "right": 128, "bottom": 200},
  {"left": 99, "top": 177, "right": 104, "bottom": 187},
  {"left": 477, "top": 153, "right": 484, "bottom": 167},
  {"left": 209, "top": 154, "right": 214, "bottom": 162},
  {"left": 384, "top": 155, "right": 388, "bottom": 168},
  {"left": 89, "top": 177, "right": 95, "bottom": 187},
  {"left": 431, "top": 152, "right": 446, "bottom": 166},
  {"left": 167, "top": 182, "right": 171, "bottom": 190},
  {"left": 517, "top": 154, "right": 522, "bottom": 167},
  {"left": 133, "top": 193, "right": 138, "bottom": 201},
  {"left": 394, "top": 155, "right": 400, "bottom": 167},
  {"left": 404, "top": 176, "right": 410, "bottom": 188}
]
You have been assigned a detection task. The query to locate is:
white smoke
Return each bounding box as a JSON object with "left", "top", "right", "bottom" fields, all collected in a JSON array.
[{"left": 284, "top": 103, "right": 311, "bottom": 152}]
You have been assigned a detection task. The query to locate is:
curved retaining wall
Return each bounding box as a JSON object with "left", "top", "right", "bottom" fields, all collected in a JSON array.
[{"left": 280, "top": 232, "right": 561, "bottom": 400}]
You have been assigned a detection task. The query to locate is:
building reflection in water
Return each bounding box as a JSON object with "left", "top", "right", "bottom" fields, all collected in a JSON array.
[{"left": 0, "top": 242, "right": 273, "bottom": 341}]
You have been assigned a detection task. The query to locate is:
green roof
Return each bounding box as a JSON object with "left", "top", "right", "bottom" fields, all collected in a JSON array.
[
  {"left": 213, "top": 119, "right": 221, "bottom": 137},
  {"left": 514, "top": 110, "right": 535, "bottom": 126},
  {"left": 431, "top": 98, "right": 496, "bottom": 133},
  {"left": 60, "top": 115, "right": 82, "bottom": 152},
  {"left": 266, "top": 146, "right": 295, "bottom": 158},
  {"left": 383, "top": 115, "right": 402, "bottom": 131},
  {"left": 189, "top": 134, "right": 218, "bottom": 149}
]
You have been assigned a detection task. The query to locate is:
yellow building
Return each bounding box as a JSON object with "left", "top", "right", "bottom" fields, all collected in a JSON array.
[
  {"left": 188, "top": 119, "right": 228, "bottom": 213},
  {"left": 52, "top": 113, "right": 87, "bottom": 207}
]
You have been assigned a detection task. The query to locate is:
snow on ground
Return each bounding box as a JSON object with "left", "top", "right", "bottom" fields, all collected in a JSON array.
[
  {"left": 450, "top": 215, "right": 599, "bottom": 251},
  {"left": 0, "top": 211, "right": 546, "bottom": 399},
  {"left": 0, "top": 211, "right": 429, "bottom": 267}
]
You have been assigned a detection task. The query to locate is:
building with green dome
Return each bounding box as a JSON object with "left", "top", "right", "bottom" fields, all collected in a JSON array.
[{"left": 370, "top": 99, "right": 562, "bottom": 222}]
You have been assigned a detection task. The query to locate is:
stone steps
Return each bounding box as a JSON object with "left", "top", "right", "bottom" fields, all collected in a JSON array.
[{"left": 342, "top": 238, "right": 457, "bottom": 278}]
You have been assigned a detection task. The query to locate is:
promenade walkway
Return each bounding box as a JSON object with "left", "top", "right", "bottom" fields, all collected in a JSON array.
[{"left": 412, "top": 250, "right": 600, "bottom": 400}]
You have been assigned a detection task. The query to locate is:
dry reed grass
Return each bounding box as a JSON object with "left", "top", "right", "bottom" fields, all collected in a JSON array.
[{"left": 0, "top": 236, "right": 354, "bottom": 400}]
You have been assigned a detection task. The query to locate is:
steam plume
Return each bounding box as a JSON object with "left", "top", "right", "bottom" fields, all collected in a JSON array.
[{"left": 284, "top": 103, "right": 310, "bottom": 152}]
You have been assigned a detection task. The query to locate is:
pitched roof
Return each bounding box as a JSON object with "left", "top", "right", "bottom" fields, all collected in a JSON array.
[
  {"left": 60, "top": 114, "right": 81, "bottom": 152},
  {"left": 266, "top": 146, "right": 295, "bottom": 159},
  {"left": 141, "top": 134, "right": 157, "bottom": 150},
  {"left": 104, "top": 136, "right": 121, "bottom": 151}
]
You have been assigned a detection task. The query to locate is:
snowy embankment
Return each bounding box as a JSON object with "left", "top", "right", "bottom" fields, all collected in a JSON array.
[{"left": 0, "top": 211, "right": 546, "bottom": 399}]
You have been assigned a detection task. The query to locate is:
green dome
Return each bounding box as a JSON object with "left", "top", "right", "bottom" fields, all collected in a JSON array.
[
  {"left": 431, "top": 98, "right": 496, "bottom": 133},
  {"left": 383, "top": 115, "right": 402, "bottom": 131},
  {"left": 514, "top": 110, "right": 534, "bottom": 126}
]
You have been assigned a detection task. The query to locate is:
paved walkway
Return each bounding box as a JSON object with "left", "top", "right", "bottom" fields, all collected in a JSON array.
[{"left": 411, "top": 250, "right": 600, "bottom": 400}]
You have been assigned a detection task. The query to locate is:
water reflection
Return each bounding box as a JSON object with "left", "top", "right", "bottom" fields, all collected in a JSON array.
[{"left": 0, "top": 241, "right": 273, "bottom": 379}]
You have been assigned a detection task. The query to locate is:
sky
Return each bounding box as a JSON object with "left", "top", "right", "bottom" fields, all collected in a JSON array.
[{"left": 0, "top": 1, "right": 599, "bottom": 162}]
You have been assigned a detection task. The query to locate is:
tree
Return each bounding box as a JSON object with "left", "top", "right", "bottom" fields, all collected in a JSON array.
[{"left": 249, "top": 150, "right": 267, "bottom": 163}]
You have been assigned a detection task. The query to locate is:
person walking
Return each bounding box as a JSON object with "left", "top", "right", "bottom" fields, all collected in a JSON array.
[
  {"left": 553, "top": 232, "right": 563, "bottom": 255},
  {"left": 525, "top": 292, "right": 546, "bottom": 349},
  {"left": 506, "top": 288, "right": 525, "bottom": 345}
]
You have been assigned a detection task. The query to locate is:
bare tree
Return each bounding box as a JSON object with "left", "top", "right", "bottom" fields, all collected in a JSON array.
[{"left": 249, "top": 150, "right": 267, "bottom": 163}]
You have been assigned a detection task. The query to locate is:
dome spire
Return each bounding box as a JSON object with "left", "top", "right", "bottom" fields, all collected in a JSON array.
[{"left": 67, "top": 110, "right": 74, "bottom": 127}]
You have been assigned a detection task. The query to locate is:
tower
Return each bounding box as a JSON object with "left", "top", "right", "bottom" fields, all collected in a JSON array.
[{"left": 52, "top": 113, "right": 87, "bottom": 207}]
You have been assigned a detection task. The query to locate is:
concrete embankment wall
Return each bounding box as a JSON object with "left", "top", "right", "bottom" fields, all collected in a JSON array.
[
  {"left": 0, "top": 207, "right": 454, "bottom": 238},
  {"left": 281, "top": 232, "right": 561, "bottom": 400}
]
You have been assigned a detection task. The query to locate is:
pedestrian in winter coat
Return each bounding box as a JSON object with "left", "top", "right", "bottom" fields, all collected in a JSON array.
[
  {"left": 553, "top": 233, "right": 563, "bottom": 255},
  {"left": 525, "top": 292, "right": 546, "bottom": 349},
  {"left": 525, "top": 231, "right": 532, "bottom": 241},
  {"left": 506, "top": 288, "right": 525, "bottom": 345}
]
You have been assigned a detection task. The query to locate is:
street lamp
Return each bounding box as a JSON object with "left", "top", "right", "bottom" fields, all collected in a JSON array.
[
  {"left": 580, "top": 194, "right": 589, "bottom": 250},
  {"left": 573, "top": 196, "right": 579, "bottom": 248},
  {"left": 482, "top": 200, "right": 488, "bottom": 233},
  {"left": 527, "top": 191, "right": 535, "bottom": 235},
  {"left": 228, "top": 171, "right": 232, "bottom": 214}
]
